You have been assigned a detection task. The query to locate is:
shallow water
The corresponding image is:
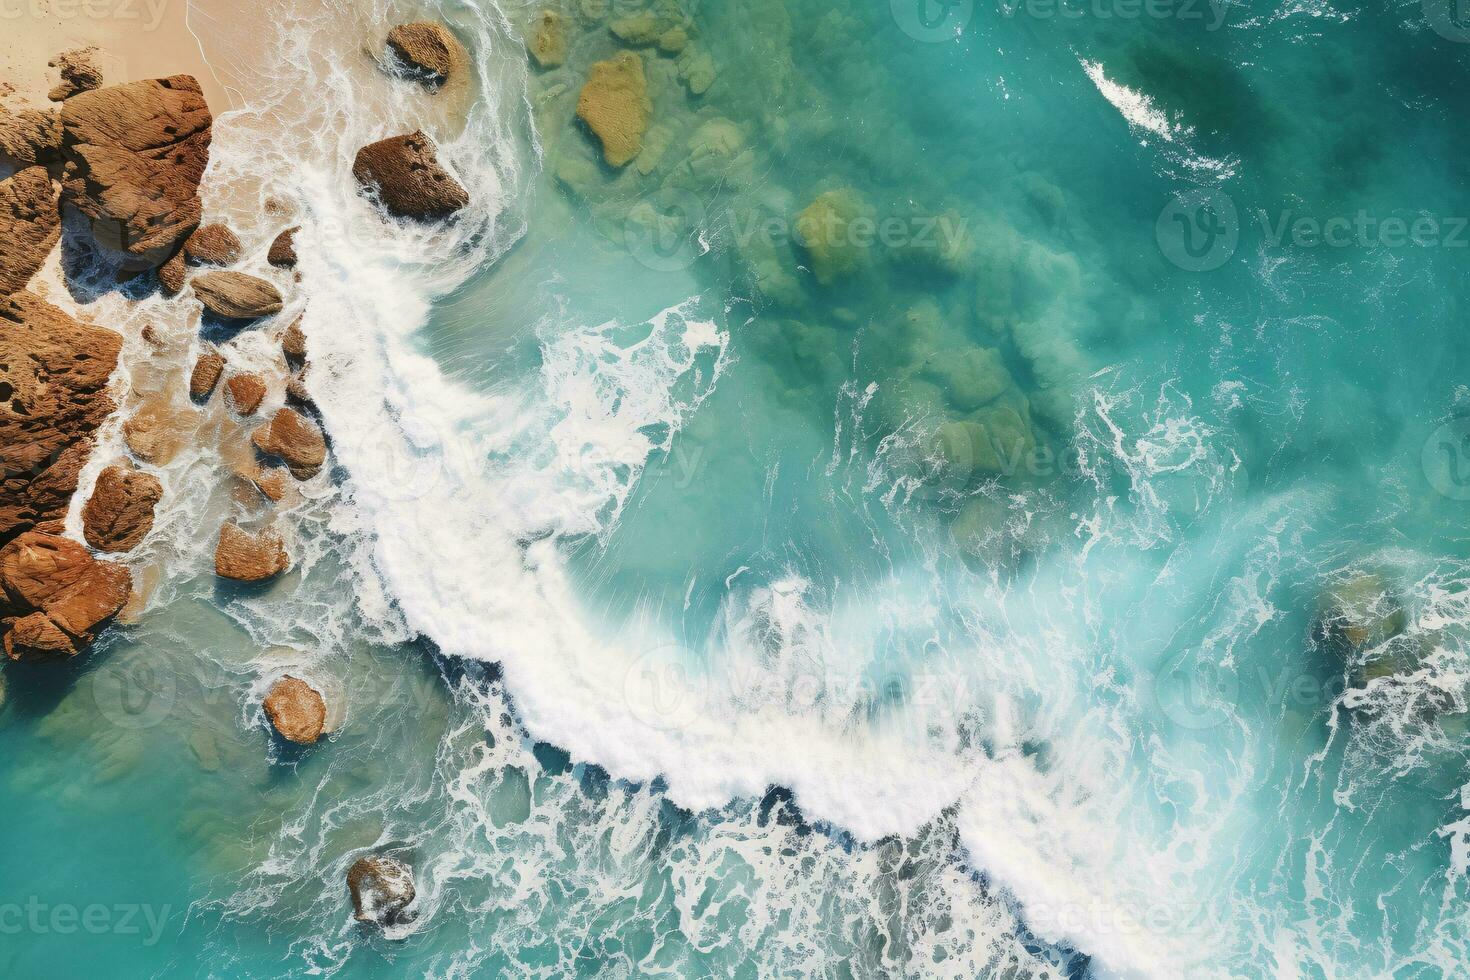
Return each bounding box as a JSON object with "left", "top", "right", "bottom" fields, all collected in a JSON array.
[{"left": 5, "top": 0, "right": 1470, "bottom": 976}]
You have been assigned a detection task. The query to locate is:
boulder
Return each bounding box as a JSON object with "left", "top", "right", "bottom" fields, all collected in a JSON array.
[
  {"left": 226, "top": 373, "right": 267, "bottom": 415},
  {"left": 794, "top": 189, "right": 872, "bottom": 285},
  {"left": 122, "top": 402, "right": 187, "bottom": 465},
  {"left": 347, "top": 855, "right": 416, "bottom": 926},
  {"left": 263, "top": 675, "right": 326, "bottom": 744},
  {"left": 183, "top": 222, "right": 241, "bottom": 266},
  {"left": 267, "top": 226, "right": 299, "bottom": 268},
  {"left": 47, "top": 48, "right": 103, "bottom": 102},
  {"left": 251, "top": 408, "right": 326, "bottom": 478},
  {"left": 81, "top": 462, "right": 161, "bottom": 553},
  {"left": 0, "top": 531, "right": 130, "bottom": 662},
  {"left": 189, "top": 348, "right": 225, "bottom": 400},
  {"left": 59, "top": 75, "right": 212, "bottom": 266},
  {"left": 192, "top": 271, "right": 284, "bottom": 320},
  {"left": 0, "top": 292, "right": 121, "bottom": 544},
  {"left": 352, "top": 131, "right": 468, "bottom": 221},
  {"left": 214, "top": 523, "right": 289, "bottom": 581},
  {"left": 385, "top": 22, "right": 467, "bottom": 89},
  {"left": 0, "top": 167, "right": 61, "bottom": 296},
  {"left": 158, "top": 250, "right": 186, "bottom": 295},
  {"left": 281, "top": 318, "right": 307, "bottom": 364},
  {"left": 252, "top": 466, "right": 289, "bottom": 502},
  {"left": 528, "top": 10, "right": 567, "bottom": 68},
  {"left": 0, "top": 105, "right": 61, "bottom": 166},
  {"left": 576, "top": 52, "right": 649, "bottom": 168},
  {"left": 1315, "top": 573, "right": 1406, "bottom": 656}
]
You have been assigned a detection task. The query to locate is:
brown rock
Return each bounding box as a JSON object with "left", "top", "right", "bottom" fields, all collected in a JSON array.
[
  {"left": 576, "top": 53, "right": 649, "bottom": 168},
  {"left": 0, "top": 531, "right": 130, "bottom": 661},
  {"left": 268, "top": 226, "right": 299, "bottom": 268},
  {"left": 281, "top": 317, "right": 307, "bottom": 364},
  {"left": 192, "top": 271, "right": 284, "bottom": 320},
  {"left": 81, "top": 463, "right": 161, "bottom": 553},
  {"left": 59, "top": 75, "right": 212, "bottom": 266},
  {"left": 251, "top": 407, "right": 326, "bottom": 478},
  {"left": 352, "top": 131, "right": 468, "bottom": 221},
  {"left": 214, "top": 523, "right": 289, "bottom": 581},
  {"left": 385, "top": 22, "right": 467, "bottom": 89},
  {"left": 263, "top": 675, "right": 326, "bottom": 744},
  {"left": 285, "top": 373, "right": 312, "bottom": 407},
  {"left": 122, "top": 401, "right": 187, "bottom": 465},
  {"left": 528, "top": 11, "right": 567, "bottom": 68},
  {"left": 226, "top": 373, "right": 267, "bottom": 415},
  {"left": 48, "top": 48, "right": 103, "bottom": 102},
  {"left": 0, "top": 292, "right": 121, "bottom": 545},
  {"left": 158, "top": 250, "right": 186, "bottom": 295},
  {"left": 183, "top": 222, "right": 241, "bottom": 266},
  {"left": 347, "top": 855, "right": 416, "bottom": 925},
  {"left": 189, "top": 348, "right": 225, "bottom": 400},
  {"left": 252, "top": 466, "right": 289, "bottom": 502},
  {"left": 0, "top": 106, "right": 61, "bottom": 166},
  {"left": 0, "top": 167, "right": 61, "bottom": 296}
]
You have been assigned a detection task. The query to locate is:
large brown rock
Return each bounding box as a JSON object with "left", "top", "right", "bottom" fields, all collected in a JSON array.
[
  {"left": 183, "top": 222, "right": 241, "bottom": 266},
  {"left": 158, "top": 250, "right": 186, "bottom": 295},
  {"left": 81, "top": 463, "right": 161, "bottom": 553},
  {"left": 267, "top": 226, "right": 299, "bottom": 268},
  {"left": 352, "top": 131, "right": 468, "bottom": 221},
  {"left": 226, "top": 373, "right": 267, "bottom": 415},
  {"left": 0, "top": 106, "right": 61, "bottom": 166},
  {"left": 192, "top": 271, "right": 284, "bottom": 320},
  {"left": 385, "top": 22, "right": 467, "bottom": 89},
  {"left": 251, "top": 407, "right": 326, "bottom": 478},
  {"left": 189, "top": 348, "right": 225, "bottom": 400},
  {"left": 0, "top": 167, "right": 61, "bottom": 296},
  {"left": 576, "top": 53, "right": 649, "bottom": 167},
  {"left": 59, "top": 75, "right": 212, "bottom": 266},
  {"left": 0, "top": 531, "right": 130, "bottom": 662},
  {"left": 0, "top": 292, "right": 121, "bottom": 545},
  {"left": 347, "top": 855, "right": 416, "bottom": 925},
  {"left": 263, "top": 675, "right": 326, "bottom": 744},
  {"left": 214, "top": 523, "right": 289, "bottom": 581}
]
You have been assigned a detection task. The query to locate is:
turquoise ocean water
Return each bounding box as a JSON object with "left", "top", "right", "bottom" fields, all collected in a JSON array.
[{"left": 6, "top": 0, "right": 1470, "bottom": 976}]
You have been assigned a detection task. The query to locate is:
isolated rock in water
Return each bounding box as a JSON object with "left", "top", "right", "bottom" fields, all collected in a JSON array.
[
  {"left": 1315, "top": 573, "right": 1406, "bottom": 655},
  {"left": 921, "top": 347, "right": 1012, "bottom": 413},
  {"left": 528, "top": 10, "right": 567, "bottom": 68},
  {"left": 281, "top": 318, "right": 307, "bottom": 364},
  {"left": 0, "top": 167, "right": 61, "bottom": 296},
  {"left": 352, "top": 131, "right": 468, "bottom": 220},
  {"left": 122, "top": 402, "right": 187, "bottom": 465},
  {"left": 386, "top": 22, "right": 467, "bottom": 89},
  {"left": 0, "top": 531, "right": 130, "bottom": 662},
  {"left": 267, "top": 226, "right": 299, "bottom": 268},
  {"left": 576, "top": 52, "right": 649, "bottom": 167},
  {"left": 183, "top": 222, "right": 241, "bottom": 266},
  {"left": 158, "top": 250, "right": 186, "bottom": 295},
  {"left": 48, "top": 48, "right": 103, "bottom": 101},
  {"left": 189, "top": 347, "right": 225, "bottom": 400},
  {"left": 59, "top": 75, "right": 212, "bottom": 266},
  {"left": 252, "top": 466, "right": 289, "bottom": 502},
  {"left": 251, "top": 407, "right": 326, "bottom": 479},
  {"left": 658, "top": 27, "right": 689, "bottom": 54},
  {"left": 794, "top": 188, "right": 871, "bottom": 285},
  {"left": 226, "top": 373, "right": 267, "bottom": 415},
  {"left": 0, "top": 292, "right": 121, "bottom": 544},
  {"left": 192, "top": 271, "right": 284, "bottom": 320},
  {"left": 214, "top": 523, "right": 289, "bottom": 582},
  {"left": 677, "top": 46, "right": 716, "bottom": 96},
  {"left": 0, "top": 105, "right": 61, "bottom": 165},
  {"left": 263, "top": 675, "right": 326, "bottom": 744},
  {"left": 81, "top": 463, "right": 161, "bottom": 553},
  {"left": 347, "top": 855, "right": 416, "bottom": 925}
]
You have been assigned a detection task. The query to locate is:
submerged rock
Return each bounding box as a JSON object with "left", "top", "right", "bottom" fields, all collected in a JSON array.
[
  {"left": 352, "top": 131, "right": 468, "bottom": 221},
  {"left": 794, "top": 189, "right": 871, "bottom": 285},
  {"left": 122, "top": 401, "right": 189, "bottom": 466},
  {"left": 921, "top": 347, "right": 1012, "bottom": 413},
  {"left": 576, "top": 52, "right": 649, "bottom": 168},
  {"left": 1315, "top": 573, "right": 1406, "bottom": 657},
  {"left": 528, "top": 10, "right": 567, "bottom": 68},
  {"left": 347, "top": 855, "right": 416, "bottom": 926},
  {"left": 81, "top": 463, "right": 161, "bottom": 553},
  {"left": 0, "top": 291, "right": 121, "bottom": 543},
  {"left": 183, "top": 222, "right": 241, "bottom": 266},
  {"left": 386, "top": 22, "right": 467, "bottom": 89},
  {"left": 226, "top": 373, "right": 267, "bottom": 416},
  {"left": 192, "top": 271, "right": 284, "bottom": 320},
  {"left": 58, "top": 75, "right": 212, "bottom": 266},
  {"left": 0, "top": 167, "right": 61, "bottom": 296},
  {"left": 251, "top": 407, "right": 326, "bottom": 479},
  {"left": 0, "top": 531, "right": 130, "bottom": 662},
  {"left": 267, "top": 226, "right": 299, "bottom": 268},
  {"left": 214, "top": 523, "right": 289, "bottom": 582},
  {"left": 189, "top": 347, "right": 225, "bottom": 400},
  {"left": 263, "top": 675, "right": 326, "bottom": 744}
]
